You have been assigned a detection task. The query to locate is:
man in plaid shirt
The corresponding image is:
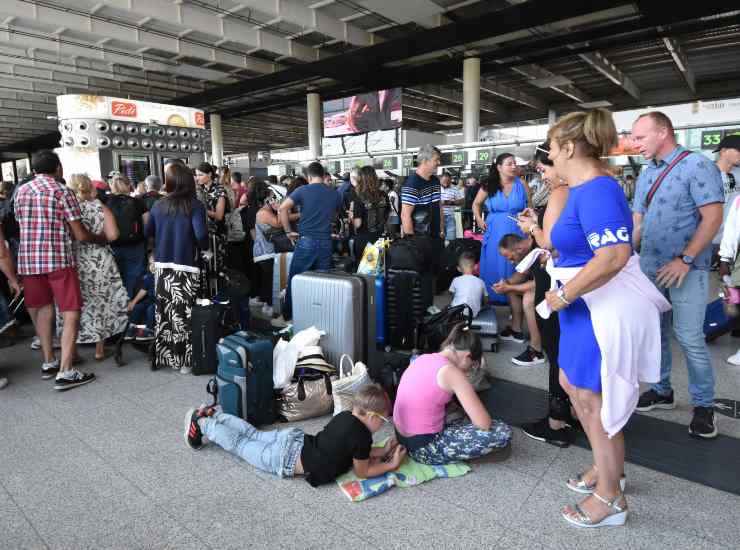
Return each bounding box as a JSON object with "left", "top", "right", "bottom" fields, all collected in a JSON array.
[{"left": 16, "top": 151, "right": 107, "bottom": 390}]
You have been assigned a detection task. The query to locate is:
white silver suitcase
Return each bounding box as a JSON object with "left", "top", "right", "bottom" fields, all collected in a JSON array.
[
  {"left": 292, "top": 271, "right": 378, "bottom": 368},
  {"left": 471, "top": 307, "right": 500, "bottom": 352}
]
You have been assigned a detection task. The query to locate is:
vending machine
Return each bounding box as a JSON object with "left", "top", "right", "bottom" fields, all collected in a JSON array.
[{"left": 55, "top": 94, "right": 208, "bottom": 183}]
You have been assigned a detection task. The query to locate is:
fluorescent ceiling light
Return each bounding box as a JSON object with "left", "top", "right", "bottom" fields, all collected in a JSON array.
[
  {"left": 529, "top": 76, "right": 573, "bottom": 88},
  {"left": 578, "top": 100, "right": 613, "bottom": 108}
]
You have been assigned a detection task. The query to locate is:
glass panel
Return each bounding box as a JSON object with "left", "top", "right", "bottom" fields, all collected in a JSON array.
[{"left": 118, "top": 155, "right": 151, "bottom": 186}]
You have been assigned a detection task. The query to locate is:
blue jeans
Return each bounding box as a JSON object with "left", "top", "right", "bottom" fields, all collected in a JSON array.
[
  {"left": 112, "top": 242, "right": 147, "bottom": 298},
  {"left": 283, "top": 236, "right": 332, "bottom": 319},
  {"left": 201, "top": 412, "right": 304, "bottom": 477},
  {"left": 443, "top": 213, "right": 457, "bottom": 241},
  {"left": 0, "top": 292, "right": 11, "bottom": 330},
  {"left": 649, "top": 269, "right": 715, "bottom": 407},
  {"left": 406, "top": 420, "right": 512, "bottom": 465},
  {"left": 130, "top": 298, "right": 155, "bottom": 329}
]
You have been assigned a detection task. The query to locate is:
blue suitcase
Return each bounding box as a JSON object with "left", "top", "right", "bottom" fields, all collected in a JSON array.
[
  {"left": 212, "top": 331, "right": 275, "bottom": 426},
  {"left": 704, "top": 298, "right": 737, "bottom": 342},
  {"left": 375, "top": 276, "right": 386, "bottom": 347}
]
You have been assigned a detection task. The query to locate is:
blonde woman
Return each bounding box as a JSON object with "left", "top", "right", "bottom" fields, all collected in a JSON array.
[
  {"left": 62, "top": 174, "right": 129, "bottom": 360},
  {"left": 108, "top": 174, "right": 149, "bottom": 297},
  {"left": 519, "top": 110, "right": 670, "bottom": 528}
]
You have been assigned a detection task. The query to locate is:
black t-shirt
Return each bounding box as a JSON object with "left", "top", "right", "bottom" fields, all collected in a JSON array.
[{"left": 300, "top": 411, "right": 372, "bottom": 487}]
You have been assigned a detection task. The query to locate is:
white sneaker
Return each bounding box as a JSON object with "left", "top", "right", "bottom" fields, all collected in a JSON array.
[
  {"left": 726, "top": 350, "right": 740, "bottom": 366},
  {"left": 248, "top": 298, "right": 264, "bottom": 307},
  {"left": 30, "top": 336, "right": 62, "bottom": 350},
  {"left": 180, "top": 365, "right": 193, "bottom": 375},
  {"left": 0, "top": 377, "right": 8, "bottom": 390},
  {"left": 262, "top": 305, "right": 274, "bottom": 317}
]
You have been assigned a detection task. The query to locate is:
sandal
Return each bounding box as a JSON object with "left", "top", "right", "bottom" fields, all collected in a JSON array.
[
  {"left": 567, "top": 466, "right": 626, "bottom": 494},
  {"left": 562, "top": 492, "right": 628, "bottom": 528}
]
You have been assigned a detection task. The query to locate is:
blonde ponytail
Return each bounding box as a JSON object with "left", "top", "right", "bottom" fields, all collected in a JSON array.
[{"left": 548, "top": 108, "right": 618, "bottom": 159}]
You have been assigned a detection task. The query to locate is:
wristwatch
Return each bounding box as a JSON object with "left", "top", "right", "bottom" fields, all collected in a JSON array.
[
  {"left": 679, "top": 254, "right": 694, "bottom": 266},
  {"left": 556, "top": 287, "right": 571, "bottom": 306}
]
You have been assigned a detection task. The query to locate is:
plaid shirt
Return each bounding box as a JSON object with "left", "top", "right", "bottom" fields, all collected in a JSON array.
[{"left": 15, "top": 174, "right": 82, "bottom": 275}]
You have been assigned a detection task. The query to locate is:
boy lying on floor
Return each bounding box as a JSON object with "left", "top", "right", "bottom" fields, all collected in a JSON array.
[{"left": 184, "top": 384, "right": 407, "bottom": 486}]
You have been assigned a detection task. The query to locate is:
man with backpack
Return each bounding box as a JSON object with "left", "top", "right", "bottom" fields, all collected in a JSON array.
[{"left": 107, "top": 174, "right": 149, "bottom": 298}]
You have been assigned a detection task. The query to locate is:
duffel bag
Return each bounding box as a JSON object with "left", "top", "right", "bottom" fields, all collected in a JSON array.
[
  {"left": 418, "top": 304, "right": 474, "bottom": 352},
  {"left": 277, "top": 373, "right": 334, "bottom": 422},
  {"left": 387, "top": 237, "right": 425, "bottom": 271}
]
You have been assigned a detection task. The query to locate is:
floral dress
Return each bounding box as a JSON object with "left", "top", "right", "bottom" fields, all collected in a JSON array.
[
  {"left": 202, "top": 182, "right": 228, "bottom": 273},
  {"left": 57, "top": 199, "right": 128, "bottom": 343}
]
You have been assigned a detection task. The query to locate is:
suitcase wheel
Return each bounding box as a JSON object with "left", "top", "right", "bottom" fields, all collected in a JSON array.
[{"left": 114, "top": 349, "right": 124, "bottom": 367}]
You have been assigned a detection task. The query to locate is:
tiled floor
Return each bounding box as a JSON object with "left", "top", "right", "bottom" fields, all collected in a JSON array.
[{"left": 1, "top": 309, "right": 739, "bottom": 549}]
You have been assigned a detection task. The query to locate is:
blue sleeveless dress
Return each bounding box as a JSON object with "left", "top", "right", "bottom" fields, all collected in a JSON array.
[{"left": 479, "top": 179, "right": 527, "bottom": 304}]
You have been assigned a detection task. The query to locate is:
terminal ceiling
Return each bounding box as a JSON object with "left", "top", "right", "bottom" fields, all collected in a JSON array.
[{"left": 1, "top": 1, "right": 740, "bottom": 154}]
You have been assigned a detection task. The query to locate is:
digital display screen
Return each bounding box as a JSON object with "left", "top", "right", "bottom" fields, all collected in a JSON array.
[
  {"left": 374, "top": 157, "right": 398, "bottom": 170},
  {"left": 323, "top": 88, "right": 402, "bottom": 137},
  {"left": 440, "top": 151, "right": 467, "bottom": 165}
]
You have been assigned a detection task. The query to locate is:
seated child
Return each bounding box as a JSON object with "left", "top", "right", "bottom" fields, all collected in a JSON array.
[
  {"left": 125, "top": 267, "right": 155, "bottom": 342},
  {"left": 184, "top": 384, "right": 407, "bottom": 486},
  {"left": 449, "top": 251, "right": 488, "bottom": 317},
  {"left": 393, "top": 324, "right": 512, "bottom": 465}
]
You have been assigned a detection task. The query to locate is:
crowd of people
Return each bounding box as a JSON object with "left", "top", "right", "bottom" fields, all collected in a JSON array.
[{"left": 1, "top": 106, "right": 739, "bottom": 529}]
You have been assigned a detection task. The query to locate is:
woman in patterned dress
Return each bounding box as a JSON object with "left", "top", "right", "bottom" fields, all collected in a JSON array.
[
  {"left": 194, "top": 162, "right": 228, "bottom": 275},
  {"left": 146, "top": 162, "right": 209, "bottom": 373},
  {"left": 62, "top": 174, "right": 128, "bottom": 360}
]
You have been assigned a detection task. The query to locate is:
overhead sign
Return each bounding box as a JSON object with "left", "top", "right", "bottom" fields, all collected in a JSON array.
[
  {"left": 701, "top": 130, "right": 724, "bottom": 150},
  {"left": 476, "top": 149, "right": 493, "bottom": 164},
  {"left": 374, "top": 157, "right": 398, "bottom": 170},
  {"left": 403, "top": 155, "right": 416, "bottom": 168},
  {"left": 440, "top": 150, "right": 467, "bottom": 165},
  {"left": 56, "top": 95, "right": 206, "bottom": 128}
]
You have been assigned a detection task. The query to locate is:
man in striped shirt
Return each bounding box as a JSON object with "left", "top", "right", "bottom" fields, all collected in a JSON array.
[{"left": 400, "top": 144, "right": 444, "bottom": 271}]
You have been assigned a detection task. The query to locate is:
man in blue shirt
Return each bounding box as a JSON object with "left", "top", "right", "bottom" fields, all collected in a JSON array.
[
  {"left": 277, "top": 161, "right": 343, "bottom": 323},
  {"left": 631, "top": 111, "right": 724, "bottom": 439}
]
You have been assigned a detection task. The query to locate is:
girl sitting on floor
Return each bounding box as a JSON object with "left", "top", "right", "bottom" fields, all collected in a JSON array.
[{"left": 393, "top": 324, "right": 512, "bottom": 465}]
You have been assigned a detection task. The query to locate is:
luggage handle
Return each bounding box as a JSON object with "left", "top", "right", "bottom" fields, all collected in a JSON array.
[
  {"left": 339, "top": 354, "right": 354, "bottom": 379},
  {"left": 206, "top": 377, "right": 218, "bottom": 407},
  {"left": 296, "top": 373, "right": 333, "bottom": 401}
]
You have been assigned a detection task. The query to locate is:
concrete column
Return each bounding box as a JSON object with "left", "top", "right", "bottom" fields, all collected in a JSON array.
[
  {"left": 210, "top": 113, "right": 224, "bottom": 167},
  {"left": 463, "top": 56, "right": 481, "bottom": 144},
  {"left": 307, "top": 92, "right": 322, "bottom": 159},
  {"left": 548, "top": 108, "right": 557, "bottom": 127}
]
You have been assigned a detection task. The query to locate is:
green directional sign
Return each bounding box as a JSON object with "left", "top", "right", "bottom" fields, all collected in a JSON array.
[
  {"left": 476, "top": 149, "right": 492, "bottom": 163},
  {"left": 701, "top": 130, "right": 724, "bottom": 149}
]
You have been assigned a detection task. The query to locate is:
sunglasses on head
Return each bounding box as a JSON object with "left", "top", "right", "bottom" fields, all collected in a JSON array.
[
  {"left": 535, "top": 145, "right": 550, "bottom": 155},
  {"left": 367, "top": 411, "right": 390, "bottom": 423}
]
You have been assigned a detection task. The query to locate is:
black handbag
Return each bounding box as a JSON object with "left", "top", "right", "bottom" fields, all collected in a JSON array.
[
  {"left": 387, "top": 237, "right": 425, "bottom": 271},
  {"left": 269, "top": 230, "right": 295, "bottom": 253},
  {"left": 418, "top": 304, "right": 474, "bottom": 352}
]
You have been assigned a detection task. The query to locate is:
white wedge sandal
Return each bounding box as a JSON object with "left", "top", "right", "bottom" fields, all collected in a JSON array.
[{"left": 562, "top": 492, "right": 628, "bottom": 528}]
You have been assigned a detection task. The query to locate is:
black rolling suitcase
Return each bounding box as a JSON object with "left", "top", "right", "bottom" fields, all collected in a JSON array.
[{"left": 385, "top": 269, "right": 433, "bottom": 350}]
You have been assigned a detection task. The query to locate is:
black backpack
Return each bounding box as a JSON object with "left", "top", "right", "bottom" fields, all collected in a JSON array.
[
  {"left": 387, "top": 237, "right": 425, "bottom": 271},
  {"left": 365, "top": 200, "right": 388, "bottom": 234},
  {"left": 108, "top": 195, "right": 144, "bottom": 245}
]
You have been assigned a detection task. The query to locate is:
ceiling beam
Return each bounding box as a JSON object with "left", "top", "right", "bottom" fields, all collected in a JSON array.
[
  {"left": 177, "top": 0, "right": 630, "bottom": 106},
  {"left": 214, "top": 0, "right": 374, "bottom": 47},
  {"left": 0, "top": 1, "right": 281, "bottom": 73},
  {"left": 661, "top": 35, "right": 696, "bottom": 94},
  {"left": 576, "top": 50, "right": 640, "bottom": 100},
  {"left": 454, "top": 76, "right": 544, "bottom": 110},
  {"left": 403, "top": 96, "right": 462, "bottom": 118},
  {"left": 406, "top": 84, "right": 501, "bottom": 114},
  {"left": 510, "top": 63, "right": 591, "bottom": 104}
]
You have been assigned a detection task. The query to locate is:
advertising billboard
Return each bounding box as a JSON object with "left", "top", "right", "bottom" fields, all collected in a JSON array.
[
  {"left": 57, "top": 95, "right": 205, "bottom": 128},
  {"left": 323, "top": 88, "right": 402, "bottom": 137}
]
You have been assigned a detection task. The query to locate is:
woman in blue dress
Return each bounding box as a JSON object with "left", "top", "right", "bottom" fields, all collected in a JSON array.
[
  {"left": 519, "top": 109, "right": 668, "bottom": 528},
  {"left": 473, "top": 153, "right": 530, "bottom": 336}
]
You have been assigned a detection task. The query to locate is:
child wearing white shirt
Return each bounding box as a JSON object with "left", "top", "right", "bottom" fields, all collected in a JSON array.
[{"left": 449, "top": 251, "right": 487, "bottom": 317}]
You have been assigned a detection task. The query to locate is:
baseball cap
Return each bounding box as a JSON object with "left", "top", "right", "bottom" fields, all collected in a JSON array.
[{"left": 714, "top": 134, "right": 740, "bottom": 153}]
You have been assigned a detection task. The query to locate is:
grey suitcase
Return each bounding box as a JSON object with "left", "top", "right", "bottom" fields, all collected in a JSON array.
[
  {"left": 471, "top": 307, "right": 500, "bottom": 352},
  {"left": 292, "top": 271, "right": 379, "bottom": 369}
]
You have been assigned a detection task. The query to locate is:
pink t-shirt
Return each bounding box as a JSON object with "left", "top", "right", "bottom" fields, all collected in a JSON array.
[{"left": 393, "top": 353, "right": 453, "bottom": 436}]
